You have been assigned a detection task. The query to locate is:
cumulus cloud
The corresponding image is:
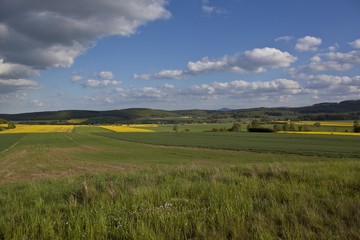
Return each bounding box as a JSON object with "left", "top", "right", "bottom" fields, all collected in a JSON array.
[
  {"left": 133, "top": 73, "right": 152, "bottom": 80},
  {"left": 71, "top": 74, "right": 83, "bottom": 82},
  {"left": 0, "top": 79, "right": 41, "bottom": 94},
  {"left": 292, "top": 50, "right": 360, "bottom": 73},
  {"left": 295, "top": 36, "right": 322, "bottom": 52},
  {"left": 134, "top": 47, "right": 296, "bottom": 80},
  {"left": 188, "top": 79, "right": 302, "bottom": 97},
  {"left": 301, "top": 74, "right": 360, "bottom": 100},
  {"left": 350, "top": 39, "right": 360, "bottom": 49},
  {"left": 0, "top": 0, "right": 170, "bottom": 85},
  {"left": 154, "top": 70, "right": 184, "bottom": 79},
  {"left": 98, "top": 71, "right": 114, "bottom": 80},
  {"left": 73, "top": 71, "right": 121, "bottom": 88},
  {"left": 82, "top": 79, "right": 120, "bottom": 88},
  {"left": 188, "top": 48, "right": 296, "bottom": 74},
  {"left": 306, "top": 74, "right": 360, "bottom": 89}
]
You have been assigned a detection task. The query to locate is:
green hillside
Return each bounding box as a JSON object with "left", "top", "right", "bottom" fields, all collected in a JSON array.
[{"left": 1, "top": 100, "right": 359, "bottom": 123}]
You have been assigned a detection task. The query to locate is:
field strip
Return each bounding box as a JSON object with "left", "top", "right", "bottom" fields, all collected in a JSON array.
[
  {"left": 1, "top": 141, "right": 20, "bottom": 154},
  {"left": 64, "top": 134, "right": 74, "bottom": 141}
]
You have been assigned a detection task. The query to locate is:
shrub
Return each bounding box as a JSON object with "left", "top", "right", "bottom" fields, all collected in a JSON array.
[{"left": 247, "top": 127, "right": 273, "bottom": 133}]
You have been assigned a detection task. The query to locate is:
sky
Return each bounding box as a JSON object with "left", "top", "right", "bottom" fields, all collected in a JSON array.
[{"left": 0, "top": 0, "right": 360, "bottom": 113}]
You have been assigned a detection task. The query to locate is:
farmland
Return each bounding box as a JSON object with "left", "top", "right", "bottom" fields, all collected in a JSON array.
[
  {"left": 0, "top": 125, "right": 359, "bottom": 239},
  {"left": 0, "top": 124, "right": 75, "bottom": 134}
]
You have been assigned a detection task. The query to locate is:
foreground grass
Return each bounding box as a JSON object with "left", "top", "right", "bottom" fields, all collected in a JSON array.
[
  {"left": 0, "top": 131, "right": 360, "bottom": 239},
  {"left": 1, "top": 161, "right": 360, "bottom": 239}
]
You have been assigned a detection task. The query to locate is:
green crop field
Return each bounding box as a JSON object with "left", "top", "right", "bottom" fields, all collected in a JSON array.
[
  {"left": 0, "top": 127, "right": 359, "bottom": 239},
  {"left": 97, "top": 131, "right": 360, "bottom": 158}
]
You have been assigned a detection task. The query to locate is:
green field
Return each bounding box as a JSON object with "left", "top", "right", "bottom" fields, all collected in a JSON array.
[
  {"left": 97, "top": 131, "right": 360, "bottom": 157},
  {"left": 0, "top": 127, "right": 360, "bottom": 239}
]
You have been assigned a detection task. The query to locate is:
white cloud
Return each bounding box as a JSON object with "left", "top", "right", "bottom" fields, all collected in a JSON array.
[
  {"left": 293, "top": 50, "right": 360, "bottom": 73},
  {"left": 133, "top": 73, "right": 151, "bottom": 80},
  {"left": 295, "top": 36, "right": 322, "bottom": 52},
  {"left": 137, "top": 47, "right": 297, "bottom": 80},
  {"left": 71, "top": 74, "right": 83, "bottom": 82},
  {"left": 350, "top": 39, "right": 360, "bottom": 49},
  {"left": 187, "top": 57, "right": 228, "bottom": 74},
  {"left": 325, "top": 50, "right": 360, "bottom": 63},
  {"left": 154, "top": 69, "right": 184, "bottom": 79},
  {"left": 201, "top": 0, "right": 227, "bottom": 15},
  {"left": 275, "top": 36, "right": 293, "bottom": 42},
  {"left": 0, "top": 79, "right": 41, "bottom": 94},
  {"left": 98, "top": 71, "right": 114, "bottom": 80},
  {"left": 306, "top": 74, "right": 360, "bottom": 89},
  {"left": 82, "top": 79, "right": 120, "bottom": 88},
  {"left": 33, "top": 99, "right": 44, "bottom": 107},
  {"left": 328, "top": 43, "right": 339, "bottom": 52},
  {"left": 189, "top": 48, "right": 296, "bottom": 74},
  {"left": 186, "top": 79, "right": 303, "bottom": 98},
  {"left": 237, "top": 47, "right": 297, "bottom": 72}
]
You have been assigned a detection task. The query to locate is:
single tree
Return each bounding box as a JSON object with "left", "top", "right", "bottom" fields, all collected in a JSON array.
[
  {"left": 173, "top": 124, "right": 179, "bottom": 132},
  {"left": 353, "top": 121, "right": 360, "bottom": 133},
  {"left": 229, "top": 122, "right": 241, "bottom": 132},
  {"left": 8, "top": 121, "right": 16, "bottom": 129},
  {"left": 314, "top": 122, "right": 321, "bottom": 128}
]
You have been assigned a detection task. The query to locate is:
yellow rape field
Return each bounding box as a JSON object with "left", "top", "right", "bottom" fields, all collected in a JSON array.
[
  {"left": 0, "top": 125, "right": 75, "bottom": 134},
  {"left": 277, "top": 121, "right": 354, "bottom": 127},
  {"left": 295, "top": 121, "right": 354, "bottom": 127},
  {"left": 280, "top": 131, "right": 360, "bottom": 136},
  {"left": 129, "top": 124, "right": 159, "bottom": 128},
  {"left": 101, "top": 125, "right": 155, "bottom": 133}
]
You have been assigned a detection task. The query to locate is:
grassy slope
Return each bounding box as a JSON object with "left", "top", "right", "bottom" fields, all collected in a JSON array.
[{"left": 0, "top": 128, "right": 359, "bottom": 239}]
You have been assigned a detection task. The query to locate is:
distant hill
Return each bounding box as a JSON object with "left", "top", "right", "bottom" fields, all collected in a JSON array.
[
  {"left": 1, "top": 100, "right": 359, "bottom": 123},
  {"left": 293, "top": 100, "right": 360, "bottom": 113}
]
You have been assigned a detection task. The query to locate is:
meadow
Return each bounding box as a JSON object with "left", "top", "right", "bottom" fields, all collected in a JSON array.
[{"left": 0, "top": 125, "right": 359, "bottom": 239}]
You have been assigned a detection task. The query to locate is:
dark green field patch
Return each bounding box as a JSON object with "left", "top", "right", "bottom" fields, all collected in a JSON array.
[
  {"left": 0, "top": 133, "right": 26, "bottom": 153},
  {"left": 97, "top": 132, "right": 360, "bottom": 158}
]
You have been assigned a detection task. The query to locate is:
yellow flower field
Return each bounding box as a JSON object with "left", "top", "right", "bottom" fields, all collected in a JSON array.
[
  {"left": 129, "top": 124, "right": 159, "bottom": 128},
  {"left": 277, "top": 121, "right": 354, "bottom": 127},
  {"left": 280, "top": 131, "right": 360, "bottom": 136},
  {"left": 0, "top": 125, "right": 75, "bottom": 134},
  {"left": 101, "top": 125, "right": 155, "bottom": 132}
]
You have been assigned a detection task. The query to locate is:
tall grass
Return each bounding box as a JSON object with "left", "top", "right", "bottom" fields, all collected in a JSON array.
[{"left": 1, "top": 161, "right": 359, "bottom": 239}]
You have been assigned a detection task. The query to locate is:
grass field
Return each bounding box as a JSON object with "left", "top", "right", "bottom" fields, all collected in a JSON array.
[
  {"left": 97, "top": 131, "right": 360, "bottom": 158},
  {"left": 0, "top": 126, "right": 359, "bottom": 239}
]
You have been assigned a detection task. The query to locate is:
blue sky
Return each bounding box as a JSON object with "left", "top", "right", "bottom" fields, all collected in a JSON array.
[{"left": 0, "top": 0, "right": 360, "bottom": 113}]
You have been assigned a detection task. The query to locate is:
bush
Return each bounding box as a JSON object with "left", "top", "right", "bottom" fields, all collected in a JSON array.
[
  {"left": 354, "top": 121, "right": 360, "bottom": 133},
  {"left": 229, "top": 123, "right": 241, "bottom": 132},
  {"left": 247, "top": 127, "right": 274, "bottom": 133}
]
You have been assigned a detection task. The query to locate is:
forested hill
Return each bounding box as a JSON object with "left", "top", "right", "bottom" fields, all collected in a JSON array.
[{"left": 1, "top": 100, "right": 359, "bottom": 123}]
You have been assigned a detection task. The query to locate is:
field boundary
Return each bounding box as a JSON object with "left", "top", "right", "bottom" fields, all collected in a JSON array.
[{"left": 1, "top": 140, "right": 20, "bottom": 154}]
